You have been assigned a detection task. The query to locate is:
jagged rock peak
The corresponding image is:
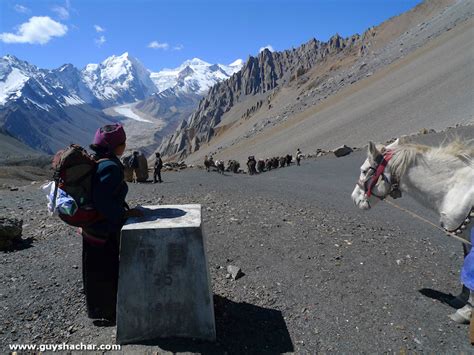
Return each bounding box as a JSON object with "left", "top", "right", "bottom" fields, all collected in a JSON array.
[{"left": 158, "top": 33, "right": 364, "bottom": 159}]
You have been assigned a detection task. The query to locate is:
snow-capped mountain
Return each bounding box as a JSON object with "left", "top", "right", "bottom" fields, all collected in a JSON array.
[
  {"left": 0, "top": 54, "right": 95, "bottom": 109},
  {"left": 82, "top": 52, "right": 157, "bottom": 105},
  {"left": 149, "top": 58, "right": 243, "bottom": 95},
  {"left": 0, "top": 53, "right": 244, "bottom": 155},
  {"left": 0, "top": 55, "right": 36, "bottom": 106},
  {"left": 45, "top": 63, "right": 98, "bottom": 106},
  {"left": 0, "top": 55, "right": 114, "bottom": 154},
  {"left": 0, "top": 53, "right": 243, "bottom": 109}
]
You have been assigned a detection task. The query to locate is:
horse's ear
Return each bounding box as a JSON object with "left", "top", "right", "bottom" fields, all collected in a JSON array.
[
  {"left": 368, "top": 141, "right": 382, "bottom": 164},
  {"left": 368, "top": 141, "right": 379, "bottom": 159}
]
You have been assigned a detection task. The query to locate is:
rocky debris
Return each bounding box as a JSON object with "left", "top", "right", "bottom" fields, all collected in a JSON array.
[
  {"left": 0, "top": 217, "right": 23, "bottom": 250},
  {"left": 162, "top": 161, "right": 187, "bottom": 171},
  {"left": 333, "top": 145, "right": 353, "bottom": 157},
  {"left": 307, "top": 149, "right": 330, "bottom": 158},
  {"left": 226, "top": 265, "right": 244, "bottom": 280}
]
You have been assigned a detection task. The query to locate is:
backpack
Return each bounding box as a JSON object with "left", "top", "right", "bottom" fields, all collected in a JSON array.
[{"left": 51, "top": 144, "right": 107, "bottom": 227}]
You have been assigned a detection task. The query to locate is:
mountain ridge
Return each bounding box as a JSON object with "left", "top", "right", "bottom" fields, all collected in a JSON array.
[
  {"left": 158, "top": 32, "right": 362, "bottom": 159},
  {"left": 158, "top": 0, "right": 470, "bottom": 162},
  {"left": 0, "top": 53, "right": 243, "bottom": 155}
]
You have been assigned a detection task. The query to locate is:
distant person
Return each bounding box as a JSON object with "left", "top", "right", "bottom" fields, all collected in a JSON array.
[
  {"left": 83, "top": 124, "right": 143, "bottom": 322},
  {"left": 129, "top": 151, "right": 139, "bottom": 183},
  {"left": 296, "top": 149, "right": 302, "bottom": 166},
  {"left": 153, "top": 152, "right": 163, "bottom": 183}
]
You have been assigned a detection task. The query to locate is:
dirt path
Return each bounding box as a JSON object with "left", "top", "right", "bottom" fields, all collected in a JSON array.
[{"left": 0, "top": 151, "right": 471, "bottom": 353}]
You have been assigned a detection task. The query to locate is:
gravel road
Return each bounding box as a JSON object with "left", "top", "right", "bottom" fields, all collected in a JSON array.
[{"left": 0, "top": 146, "right": 472, "bottom": 353}]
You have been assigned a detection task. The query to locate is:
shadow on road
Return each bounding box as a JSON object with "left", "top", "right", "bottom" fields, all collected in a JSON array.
[
  {"left": 139, "top": 295, "right": 294, "bottom": 354},
  {"left": 419, "top": 288, "right": 465, "bottom": 309}
]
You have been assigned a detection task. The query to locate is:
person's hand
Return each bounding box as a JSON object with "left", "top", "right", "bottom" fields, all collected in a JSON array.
[{"left": 125, "top": 208, "right": 144, "bottom": 218}]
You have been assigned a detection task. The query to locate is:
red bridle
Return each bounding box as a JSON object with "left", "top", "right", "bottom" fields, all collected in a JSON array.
[{"left": 358, "top": 150, "right": 396, "bottom": 199}]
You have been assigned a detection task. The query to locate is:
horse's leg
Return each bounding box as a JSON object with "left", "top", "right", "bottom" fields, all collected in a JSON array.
[{"left": 450, "top": 243, "right": 472, "bottom": 324}]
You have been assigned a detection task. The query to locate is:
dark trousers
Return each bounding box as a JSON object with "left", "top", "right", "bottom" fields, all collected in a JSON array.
[
  {"left": 153, "top": 168, "right": 162, "bottom": 183},
  {"left": 82, "top": 232, "right": 120, "bottom": 321}
]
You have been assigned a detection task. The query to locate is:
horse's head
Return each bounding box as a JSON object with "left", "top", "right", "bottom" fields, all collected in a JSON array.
[{"left": 351, "top": 140, "right": 401, "bottom": 210}]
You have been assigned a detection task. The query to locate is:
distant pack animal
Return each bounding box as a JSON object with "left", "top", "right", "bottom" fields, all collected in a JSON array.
[
  {"left": 257, "top": 160, "right": 265, "bottom": 173},
  {"left": 122, "top": 152, "right": 148, "bottom": 182},
  {"left": 215, "top": 160, "right": 225, "bottom": 174},
  {"left": 128, "top": 154, "right": 139, "bottom": 169},
  {"left": 272, "top": 157, "right": 279, "bottom": 169},
  {"left": 204, "top": 156, "right": 214, "bottom": 172},
  {"left": 286, "top": 154, "right": 292, "bottom": 166},
  {"left": 352, "top": 139, "right": 474, "bottom": 324},
  {"left": 227, "top": 160, "right": 240, "bottom": 173},
  {"left": 247, "top": 156, "right": 257, "bottom": 175},
  {"left": 279, "top": 157, "right": 286, "bottom": 168},
  {"left": 265, "top": 159, "right": 272, "bottom": 171}
]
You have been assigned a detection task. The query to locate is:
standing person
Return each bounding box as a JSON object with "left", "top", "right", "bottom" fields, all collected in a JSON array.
[
  {"left": 130, "top": 151, "right": 140, "bottom": 183},
  {"left": 82, "top": 124, "right": 142, "bottom": 322},
  {"left": 296, "top": 148, "right": 302, "bottom": 166},
  {"left": 153, "top": 152, "right": 163, "bottom": 183}
]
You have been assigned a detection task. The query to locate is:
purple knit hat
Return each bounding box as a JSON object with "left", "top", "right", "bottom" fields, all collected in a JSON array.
[{"left": 93, "top": 124, "right": 126, "bottom": 149}]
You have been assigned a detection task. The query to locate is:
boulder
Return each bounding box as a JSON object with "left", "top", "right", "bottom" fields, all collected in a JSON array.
[
  {"left": 0, "top": 217, "right": 23, "bottom": 250},
  {"left": 333, "top": 145, "right": 353, "bottom": 158}
]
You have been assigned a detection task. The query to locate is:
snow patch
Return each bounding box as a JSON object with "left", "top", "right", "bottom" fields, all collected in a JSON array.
[
  {"left": 228, "top": 59, "right": 244, "bottom": 67},
  {"left": 63, "top": 95, "right": 85, "bottom": 106},
  {"left": 26, "top": 97, "right": 50, "bottom": 111},
  {"left": 0, "top": 67, "right": 29, "bottom": 105},
  {"left": 112, "top": 103, "right": 153, "bottom": 123}
]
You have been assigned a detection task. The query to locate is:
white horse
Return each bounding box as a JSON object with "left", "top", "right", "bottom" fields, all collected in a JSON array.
[{"left": 352, "top": 138, "right": 474, "bottom": 323}]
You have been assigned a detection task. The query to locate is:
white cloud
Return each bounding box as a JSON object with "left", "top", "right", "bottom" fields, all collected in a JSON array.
[
  {"left": 94, "top": 25, "right": 105, "bottom": 33},
  {"left": 172, "top": 44, "right": 184, "bottom": 51},
  {"left": 148, "top": 41, "right": 169, "bottom": 50},
  {"left": 52, "top": 5, "right": 69, "bottom": 20},
  {"left": 0, "top": 16, "right": 68, "bottom": 45},
  {"left": 259, "top": 44, "right": 275, "bottom": 53},
  {"left": 95, "top": 35, "right": 106, "bottom": 47},
  {"left": 14, "top": 4, "right": 30, "bottom": 14}
]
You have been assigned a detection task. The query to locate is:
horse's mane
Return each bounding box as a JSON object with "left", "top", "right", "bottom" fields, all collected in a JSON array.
[{"left": 390, "top": 139, "right": 473, "bottom": 177}]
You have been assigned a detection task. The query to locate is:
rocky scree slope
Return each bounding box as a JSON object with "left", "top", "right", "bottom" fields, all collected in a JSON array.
[{"left": 158, "top": 0, "right": 467, "bottom": 161}]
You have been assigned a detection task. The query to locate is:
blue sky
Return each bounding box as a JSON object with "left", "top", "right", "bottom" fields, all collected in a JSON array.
[{"left": 0, "top": 0, "right": 422, "bottom": 71}]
